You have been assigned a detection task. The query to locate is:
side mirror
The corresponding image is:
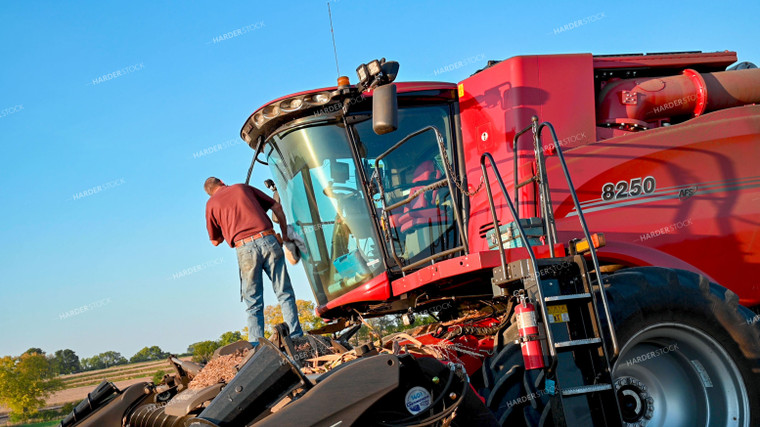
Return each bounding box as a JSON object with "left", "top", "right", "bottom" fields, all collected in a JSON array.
[{"left": 373, "top": 84, "right": 398, "bottom": 135}]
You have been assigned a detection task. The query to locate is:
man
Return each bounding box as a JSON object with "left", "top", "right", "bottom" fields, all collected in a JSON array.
[{"left": 204, "top": 177, "right": 303, "bottom": 343}]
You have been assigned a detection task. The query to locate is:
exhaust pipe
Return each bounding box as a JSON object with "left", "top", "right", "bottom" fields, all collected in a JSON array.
[{"left": 597, "top": 67, "right": 760, "bottom": 126}]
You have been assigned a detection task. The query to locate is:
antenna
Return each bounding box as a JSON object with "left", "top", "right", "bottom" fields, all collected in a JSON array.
[{"left": 327, "top": 2, "right": 340, "bottom": 78}]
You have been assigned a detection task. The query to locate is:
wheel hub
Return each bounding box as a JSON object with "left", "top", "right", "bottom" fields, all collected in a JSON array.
[{"left": 615, "top": 376, "right": 654, "bottom": 426}]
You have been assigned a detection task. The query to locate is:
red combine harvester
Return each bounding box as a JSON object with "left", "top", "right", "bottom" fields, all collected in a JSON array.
[{"left": 60, "top": 51, "right": 760, "bottom": 427}]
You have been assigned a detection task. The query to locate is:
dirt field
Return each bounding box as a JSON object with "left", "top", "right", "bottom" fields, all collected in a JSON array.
[
  {"left": 0, "top": 358, "right": 192, "bottom": 425},
  {"left": 47, "top": 376, "right": 154, "bottom": 406}
]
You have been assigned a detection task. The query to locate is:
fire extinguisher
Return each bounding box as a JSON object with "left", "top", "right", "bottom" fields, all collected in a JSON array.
[{"left": 514, "top": 291, "right": 546, "bottom": 370}]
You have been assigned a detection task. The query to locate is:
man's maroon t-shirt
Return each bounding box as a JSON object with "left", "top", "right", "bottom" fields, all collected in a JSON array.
[{"left": 206, "top": 184, "right": 275, "bottom": 247}]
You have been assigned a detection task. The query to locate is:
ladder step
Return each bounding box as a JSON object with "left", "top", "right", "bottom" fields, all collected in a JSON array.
[
  {"left": 561, "top": 383, "right": 613, "bottom": 396},
  {"left": 544, "top": 293, "right": 591, "bottom": 303},
  {"left": 554, "top": 338, "right": 601, "bottom": 351}
]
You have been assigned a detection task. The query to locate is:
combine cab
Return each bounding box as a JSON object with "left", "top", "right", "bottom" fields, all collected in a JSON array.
[{"left": 61, "top": 52, "right": 760, "bottom": 426}]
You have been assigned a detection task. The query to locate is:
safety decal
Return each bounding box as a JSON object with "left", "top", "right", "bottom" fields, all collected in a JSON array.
[{"left": 547, "top": 304, "right": 570, "bottom": 324}]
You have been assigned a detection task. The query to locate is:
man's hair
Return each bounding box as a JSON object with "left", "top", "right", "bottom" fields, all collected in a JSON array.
[{"left": 204, "top": 177, "right": 223, "bottom": 195}]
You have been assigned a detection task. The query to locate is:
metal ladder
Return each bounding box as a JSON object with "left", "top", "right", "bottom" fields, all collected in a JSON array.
[{"left": 480, "top": 116, "right": 622, "bottom": 426}]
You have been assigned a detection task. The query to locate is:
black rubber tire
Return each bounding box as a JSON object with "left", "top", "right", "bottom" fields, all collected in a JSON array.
[
  {"left": 480, "top": 325, "right": 551, "bottom": 426},
  {"left": 603, "top": 267, "right": 760, "bottom": 426},
  {"left": 480, "top": 266, "right": 760, "bottom": 426}
]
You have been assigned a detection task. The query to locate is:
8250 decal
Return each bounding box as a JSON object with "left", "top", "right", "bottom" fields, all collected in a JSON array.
[{"left": 602, "top": 176, "right": 656, "bottom": 201}]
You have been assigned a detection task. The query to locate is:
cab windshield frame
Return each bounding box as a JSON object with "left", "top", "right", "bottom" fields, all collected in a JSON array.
[{"left": 264, "top": 99, "right": 462, "bottom": 307}]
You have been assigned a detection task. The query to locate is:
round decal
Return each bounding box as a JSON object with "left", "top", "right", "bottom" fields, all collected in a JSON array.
[{"left": 405, "top": 386, "right": 432, "bottom": 415}]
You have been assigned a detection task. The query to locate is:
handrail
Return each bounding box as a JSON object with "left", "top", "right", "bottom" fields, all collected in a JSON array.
[
  {"left": 401, "top": 246, "right": 467, "bottom": 272},
  {"left": 245, "top": 135, "right": 265, "bottom": 184},
  {"left": 511, "top": 120, "right": 558, "bottom": 256},
  {"left": 530, "top": 119, "right": 558, "bottom": 252},
  {"left": 534, "top": 121, "right": 619, "bottom": 356},
  {"left": 480, "top": 152, "right": 557, "bottom": 357},
  {"left": 385, "top": 179, "right": 447, "bottom": 211},
  {"left": 372, "top": 125, "right": 468, "bottom": 271},
  {"left": 512, "top": 122, "right": 534, "bottom": 218}
]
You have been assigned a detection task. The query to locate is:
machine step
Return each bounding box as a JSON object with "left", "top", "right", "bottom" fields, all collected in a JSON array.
[
  {"left": 554, "top": 338, "right": 602, "bottom": 351},
  {"left": 544, "top": 293, "right": 591, "bottom": 303},
  {"left": 561, "top": 383, "right": 613, "bottom": 396}
]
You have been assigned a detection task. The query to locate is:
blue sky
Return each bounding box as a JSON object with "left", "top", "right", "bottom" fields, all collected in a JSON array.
[{"left": 1, "top": 0, "right": 758, "bottom": 360}]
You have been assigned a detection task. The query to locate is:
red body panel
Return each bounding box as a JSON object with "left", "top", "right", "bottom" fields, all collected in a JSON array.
[
  {"left": 458, "top": 54, "right": 598, "bottom": 245},
  {"left": 552, "top": 106, "right": 760, "bottom": 305},
  {"left": 275, "top": 51, "right": 760, "bottom": 314},
  {"left": 317, "top": 272, "right": 392, "bottom": 317},
  {"left": 390, "top": 245, "right": 565, "bottom": 296},
  {"left": 459, "top": 52, "right": 760, "bottom": 306}
]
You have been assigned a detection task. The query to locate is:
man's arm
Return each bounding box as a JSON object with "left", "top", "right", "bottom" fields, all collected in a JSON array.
[
  {"left": 271, "top": 202, "right": 291, "bottom": 242},
  {"left": 206, "top": 204, "right": 225, "bottom": 246}
]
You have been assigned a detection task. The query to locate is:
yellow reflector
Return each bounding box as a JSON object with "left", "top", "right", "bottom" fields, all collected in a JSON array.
[{"left": 575, "top": 233, "right": 606, "bottom": 254}]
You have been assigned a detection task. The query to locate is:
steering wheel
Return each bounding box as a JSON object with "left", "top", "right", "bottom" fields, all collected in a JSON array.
[{"left": 323, "top": 184, "right": 360, "bottom": 199}]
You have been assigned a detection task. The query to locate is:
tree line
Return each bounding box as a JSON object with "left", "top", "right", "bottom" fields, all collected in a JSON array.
[
  {"left": 11, "top": 345, "right": 173, "bottom": 376},
  {"left": 187, "top": 300, "right": 327, "bottom": 363},
  {"left": 0, "top": 299, "right": 433, "bottom": 421}
]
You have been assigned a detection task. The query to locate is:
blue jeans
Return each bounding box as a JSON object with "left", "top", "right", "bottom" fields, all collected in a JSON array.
[{"left": 236, "top": 234, "right": 303, "bottom": 342}]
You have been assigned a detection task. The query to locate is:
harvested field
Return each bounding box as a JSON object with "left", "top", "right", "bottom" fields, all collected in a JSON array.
[
  {"left": 0, "top": 357, "right": 194, "bottom": 423},
  {"left": 188, "top": 350, "right": 248, "bottom": 389},
  {"left": 58, "top": 357, "right": 191, "bottom": 389}
]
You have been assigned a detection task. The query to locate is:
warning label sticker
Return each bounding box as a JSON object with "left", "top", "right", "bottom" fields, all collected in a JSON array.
[{"left": 547, "top": 304, "right": 570, "bottom": 323}]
